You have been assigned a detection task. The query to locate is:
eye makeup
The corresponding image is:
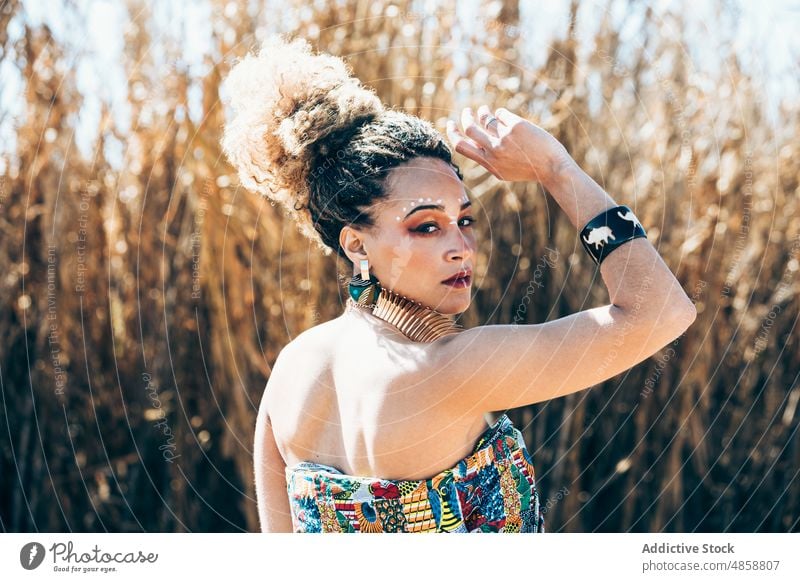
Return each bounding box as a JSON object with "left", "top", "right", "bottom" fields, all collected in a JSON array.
[
  {"left": 410, "top": 215, "right": 476, "bottom": 235},
  {"left": 403, "top": 199, "right": 472, "bottom": 221}
]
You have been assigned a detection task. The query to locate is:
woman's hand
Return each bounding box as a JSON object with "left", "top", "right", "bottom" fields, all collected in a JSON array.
[{"left": 446, "top": 105, "right": 572, "bottom": 185}]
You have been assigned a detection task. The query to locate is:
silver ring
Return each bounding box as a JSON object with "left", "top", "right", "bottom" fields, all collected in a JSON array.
[{"left": 486, "top": 116, "right": 498, "bottom": 128}]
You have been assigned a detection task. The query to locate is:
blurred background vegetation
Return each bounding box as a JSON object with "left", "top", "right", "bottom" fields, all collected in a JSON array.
[{"left": 1, "top": 0, "right": 798, "bottom": 532}]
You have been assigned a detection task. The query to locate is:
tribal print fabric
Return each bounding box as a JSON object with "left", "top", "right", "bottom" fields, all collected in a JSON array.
[{"left": 285, "top": 414, "right": 545, "bottom": 533}]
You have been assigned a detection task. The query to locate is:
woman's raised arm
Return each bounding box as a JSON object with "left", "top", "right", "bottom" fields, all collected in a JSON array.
[{"left": 433, "top": 106, "right": 697, "bottom": 412}]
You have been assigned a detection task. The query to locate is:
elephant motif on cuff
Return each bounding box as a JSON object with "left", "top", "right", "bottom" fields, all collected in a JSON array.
[{"left": 582, "top": 225, "right": 615, "bottom": 249}]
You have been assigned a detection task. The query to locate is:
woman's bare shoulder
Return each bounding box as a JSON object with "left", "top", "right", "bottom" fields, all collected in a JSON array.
[
  {"left": 285, "top": 316, "right": 344, "bottom": 353},
  {"left": 271, "top": 317, "right": 346, "bottom": 380},
  {"left": 264, "top": 320, "right": 341, "bottom": 414}
]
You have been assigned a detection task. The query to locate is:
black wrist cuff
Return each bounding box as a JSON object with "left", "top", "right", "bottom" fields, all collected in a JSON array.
[{"left": 579, "top": 205, "right": 647, "bottom": 266}]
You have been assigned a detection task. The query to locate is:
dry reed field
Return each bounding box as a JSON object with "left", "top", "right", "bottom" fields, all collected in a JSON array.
[{"left": 1, "top": 0, "right": 798, "bottom": 533}]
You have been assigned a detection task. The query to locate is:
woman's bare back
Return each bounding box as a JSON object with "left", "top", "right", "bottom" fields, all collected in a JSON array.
[{"left": 264, "top": 308, "right": 490, "bottom": 480}]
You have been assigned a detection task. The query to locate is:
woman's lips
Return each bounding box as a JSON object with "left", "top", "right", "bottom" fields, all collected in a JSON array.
[{"left": 441, "top": 274, "right": 471, "bottom": 288}]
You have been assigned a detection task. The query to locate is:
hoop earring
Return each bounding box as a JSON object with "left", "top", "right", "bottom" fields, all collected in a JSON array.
[{"left": 349, "top": 258, "right": 381, "bottom": 305}]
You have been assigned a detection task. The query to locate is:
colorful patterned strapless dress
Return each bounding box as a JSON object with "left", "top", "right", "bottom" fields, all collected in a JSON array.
[{"left": 285, "top": 413, "right": 545, "bottom": 533}]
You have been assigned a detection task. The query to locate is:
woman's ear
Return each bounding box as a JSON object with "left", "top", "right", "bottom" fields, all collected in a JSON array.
[{"left": 339, "top": 225, "right": 369, "bottom": 265}]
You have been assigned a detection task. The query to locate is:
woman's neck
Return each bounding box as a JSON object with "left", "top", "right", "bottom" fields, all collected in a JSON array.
[{"left": 343, "top": 286, "right": 462, "bottom": 343}]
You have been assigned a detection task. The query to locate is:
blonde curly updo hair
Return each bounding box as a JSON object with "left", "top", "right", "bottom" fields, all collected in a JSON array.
[{"left": 220, "top": 33, "right": 462, "bottom": 259}]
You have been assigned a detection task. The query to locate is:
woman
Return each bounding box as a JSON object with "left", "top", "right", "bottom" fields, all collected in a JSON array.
[{"left": 221, "top": 35, "right": 697, "bottom": 533}]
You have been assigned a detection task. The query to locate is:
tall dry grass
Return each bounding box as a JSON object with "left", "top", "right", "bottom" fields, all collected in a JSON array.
[{"left": 1, "top": 0, "right": 797, "bottom": 532}]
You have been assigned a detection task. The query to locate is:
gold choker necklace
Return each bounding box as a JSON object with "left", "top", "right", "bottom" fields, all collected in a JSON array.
[{"left": 345, "top": 287, "right": 463, "bottom": 343}]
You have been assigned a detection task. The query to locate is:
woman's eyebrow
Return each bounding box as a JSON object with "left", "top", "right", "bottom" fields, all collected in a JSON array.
[{"left": 403, "top": 200, "right": 472, "bottom": 220}]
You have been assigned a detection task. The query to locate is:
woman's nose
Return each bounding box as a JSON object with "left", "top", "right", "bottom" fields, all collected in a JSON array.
[{"left": 446, "top": 221, "right": 474, "bottom": 261}]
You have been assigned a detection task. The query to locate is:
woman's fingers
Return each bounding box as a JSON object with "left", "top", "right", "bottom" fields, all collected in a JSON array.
[
  {"left": 447, "top": 105, "right": 563, "bottom": 182},
  {"left": 476, "top": 104, "right": 500, "bottom": 137},
  {"left": 446, "top": 119, "right": 486, "bottom": 161},
  {"left": 446, "top": 119, "right": 500, "bottom": 176},
  {"left": 460, "top": 107, "right": 494, "bottom": 149},
  {"left": 494, "top": 107, "right": 519, "bottom": 126}
]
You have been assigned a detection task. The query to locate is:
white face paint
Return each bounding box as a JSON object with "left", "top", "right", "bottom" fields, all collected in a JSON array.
[
  {"left": 447, "top": 197, "right": 469, "bottom": 224},
  {"left": 349, "top": 156, "right": 476, "bottom": 315},
  {"left": 392, "top": 196, "right": 471, "bottom": 225}
]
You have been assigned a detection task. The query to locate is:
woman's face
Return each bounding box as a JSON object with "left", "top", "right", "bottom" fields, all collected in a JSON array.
[{"left": 341, "top": 156, "right": 477, "bottom": 315}]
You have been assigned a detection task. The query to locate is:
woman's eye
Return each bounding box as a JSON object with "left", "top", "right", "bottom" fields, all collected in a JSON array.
[
  {"left": 415, "top": 223, "right": 438, "bottom": 234},
  {"left": 414, "top": 217, "right": 476, "bottom": 234}
]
